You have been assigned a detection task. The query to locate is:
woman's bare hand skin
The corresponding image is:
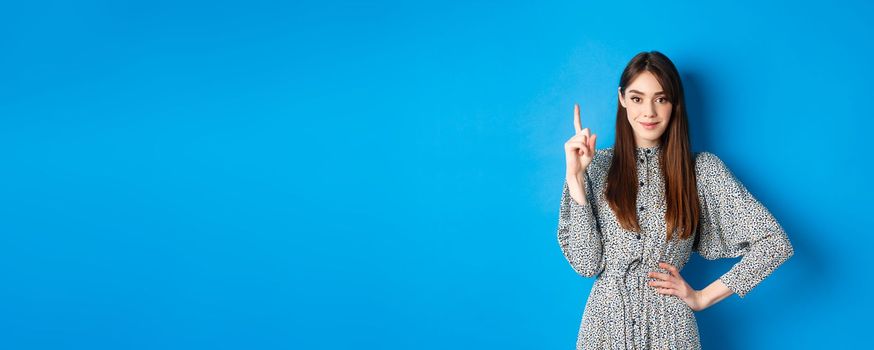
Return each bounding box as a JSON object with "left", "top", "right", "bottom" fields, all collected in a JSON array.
[
  {"left": 564, "top": 103, "right": 597, "bottom": 205},
  {"left": 648, "top": 262, "right": 709, "bottom": 312}
]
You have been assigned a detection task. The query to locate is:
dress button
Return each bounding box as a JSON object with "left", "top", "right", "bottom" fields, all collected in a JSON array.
[
  {"left": 639, "top": 181, "right": 644, "bottom": 186},
  {"left": 645, "top": 149, "right": 650, "bottom": 154},
  {"left": 639, "top": 206, "right": 645, "bottom": 211}
]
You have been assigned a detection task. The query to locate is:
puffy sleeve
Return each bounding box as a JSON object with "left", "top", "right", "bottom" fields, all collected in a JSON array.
[
  {"left": 557, "top": 169, "right": 605, "bottom": 278},
  {"left": 694, "top": 152, "right": 795, "bottom": 298}
]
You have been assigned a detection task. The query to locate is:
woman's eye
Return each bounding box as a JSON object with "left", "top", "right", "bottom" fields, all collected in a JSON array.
[
  {"left": 657, "top": 97, "right": 666, "bottom": 103},
  {"left": 631, "top": 97, "right": 641, "bottom": 102}
]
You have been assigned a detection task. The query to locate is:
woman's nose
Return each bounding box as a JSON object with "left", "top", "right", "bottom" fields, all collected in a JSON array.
[{"left": 642, "top": 106, "right": 655, "bottom": 117}]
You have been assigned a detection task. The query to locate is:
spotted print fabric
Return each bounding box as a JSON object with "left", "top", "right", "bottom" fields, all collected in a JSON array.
[{"left": 557, "top": 144, "right": 794, "bottom": 349}]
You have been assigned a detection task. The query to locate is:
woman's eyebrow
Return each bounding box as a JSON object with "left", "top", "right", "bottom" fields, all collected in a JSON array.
[{"left": 627, "top": 89, "right": 666, "bottom": 96}]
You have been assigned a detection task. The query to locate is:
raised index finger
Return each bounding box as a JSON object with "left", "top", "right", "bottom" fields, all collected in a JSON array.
[{"left": 573, "top": 103, "right": 582, "bottom": 133}]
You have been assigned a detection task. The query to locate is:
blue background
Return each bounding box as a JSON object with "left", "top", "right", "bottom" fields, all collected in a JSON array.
[{"left": 1, "top": 0, "right": 871, "bottom": 349}]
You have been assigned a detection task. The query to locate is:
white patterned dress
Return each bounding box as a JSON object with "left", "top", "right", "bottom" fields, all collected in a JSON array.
[{"left": 557, "top": 144, "right": 794, "bottom": 349}]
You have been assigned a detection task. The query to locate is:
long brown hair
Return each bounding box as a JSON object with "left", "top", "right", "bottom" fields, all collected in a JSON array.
[{"left": 605, "top": 51, "right": 699, "bottom": 242}]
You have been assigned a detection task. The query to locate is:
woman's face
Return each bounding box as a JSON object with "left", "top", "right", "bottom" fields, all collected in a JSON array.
[{"left": 618, "top": 70, "right": 672, "bottom": 147}]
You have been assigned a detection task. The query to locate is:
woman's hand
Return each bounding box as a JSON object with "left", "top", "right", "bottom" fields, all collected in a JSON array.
[
  {"left": 564, "top": 103, "right": 598, "bottom": 177},
  {"left": 648, "top": 262, "right": 708, "bottom": 312}
]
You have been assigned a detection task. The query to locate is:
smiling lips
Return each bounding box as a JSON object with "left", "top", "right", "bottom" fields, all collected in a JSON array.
[{"left": 640, "top": 121, "right": 659, "bottom": 130}]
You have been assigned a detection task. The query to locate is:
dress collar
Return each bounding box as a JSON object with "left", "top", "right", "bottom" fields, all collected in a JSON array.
[{"left": 635, "top": 143, "right": 661, "bottom": 156}]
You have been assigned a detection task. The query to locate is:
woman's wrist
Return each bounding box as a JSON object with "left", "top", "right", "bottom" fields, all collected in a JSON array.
[
  {"left": 565, "top": 171, "right": 579, "bottom": 182},
  {"left": 694, "top": 279, "right": 734, "bottom": 311},
  {"left": 565, "top": 172, "right": 587, "bottom": 205},
  {"left": 693, "top": 290, "right": 711, "bottom": 310}
]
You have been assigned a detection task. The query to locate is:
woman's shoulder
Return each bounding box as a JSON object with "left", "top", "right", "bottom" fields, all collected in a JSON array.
[
  {"left": 594, "top": 147, "right": 614, "bottom": 159},
  {"left": 585, "top": 147, "right": 614, "bottom": 179},
  {"left": 592, "top": 147, "right": 614, "bottom": 167},
  {"left": 694, "top": 150, "right": 732, "bottom": 181},
  {"left": 694, "top": 150, "right": 716, "bottom": 165}
]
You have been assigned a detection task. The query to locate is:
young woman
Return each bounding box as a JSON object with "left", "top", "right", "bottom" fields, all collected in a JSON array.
[{"left": 558, "top": 51, "right": 794, "bottom": 349}]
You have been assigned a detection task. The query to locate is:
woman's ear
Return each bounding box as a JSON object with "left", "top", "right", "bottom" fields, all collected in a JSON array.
[{"left": 617, "top": 86, "right": 626, "bottom": 108}]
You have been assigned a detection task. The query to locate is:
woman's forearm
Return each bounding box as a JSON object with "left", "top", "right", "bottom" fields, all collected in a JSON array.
[
  {"left": 696, "top": 278, "right": 735, "bottom": 310},
  {"left": 565, "top": 172, "right": 587, "bottom": 205}
]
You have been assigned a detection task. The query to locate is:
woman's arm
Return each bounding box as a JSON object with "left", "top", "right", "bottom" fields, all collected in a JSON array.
[
  {"left": 557, "top": 170, "right": 605, "bottom": 278},
  {"left": 695, "top": 279, "right": 734, "bottom": 310},
  {"left": 693, "top": 152, "right": 795, "bottom": 298},
  {"left": 649, "top": 152, "right": 794, "bottom": 309},
  {"left": 649, "top": 262, "right": 735, "bottom": 311},
  {"left": 566, "top": 171, "right": 587, "bottom": 205}
]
